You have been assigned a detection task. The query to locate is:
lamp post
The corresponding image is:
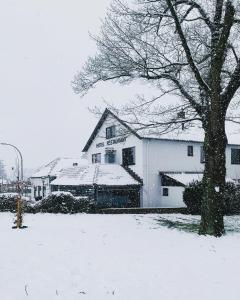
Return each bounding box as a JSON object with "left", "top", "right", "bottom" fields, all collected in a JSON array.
[
  {"left": 0, "top": 143, "right": 23, "bottom": 181},
  {"left": 0, "top": 142, "right": 27, "bottom": 229}
]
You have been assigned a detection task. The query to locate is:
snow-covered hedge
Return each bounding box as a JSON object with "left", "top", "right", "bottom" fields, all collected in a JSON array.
[
  {"left": 33, "top": 193, "right": 94, "bottom": 214},
  {"left": 0, "top": 193, "right": 97, "bottom": 214},
  {"left": 183, "top": 181, "right": 240, "bottom": 215},
  {"left": 0, "top": 195, "right": 33, "bottom": 212},
  {"left": 0, "top": 196, "right": 17, "bottom": 212}
]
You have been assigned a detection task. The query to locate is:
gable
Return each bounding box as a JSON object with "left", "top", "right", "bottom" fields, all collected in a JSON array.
[{"left": 82, "top": 109, "right": 141, "bottom": 152}]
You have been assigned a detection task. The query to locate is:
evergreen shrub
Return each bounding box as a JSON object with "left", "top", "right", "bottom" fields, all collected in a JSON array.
[
  {"left": 33, "top": 193, "right": 94, "bottom": 214},
  {"left": 183, "top": 181, "right": 240, "bottom": 215},
  {"left": 0, "top": 196, "right": 17, "bottom": 212},
  {"left": 0, "top": 195, "right": 34, "bottom": 212}
]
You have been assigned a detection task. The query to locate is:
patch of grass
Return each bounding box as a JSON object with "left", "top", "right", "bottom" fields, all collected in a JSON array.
[
  {"left": 153, "top": 215, "right": 240, "bottom": 234},
  {"left": 155, "top": 217, "right": 200, "bottom": 233}
]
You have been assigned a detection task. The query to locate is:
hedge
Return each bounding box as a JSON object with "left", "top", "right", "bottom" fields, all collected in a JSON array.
[
  {"left": 183, "top": 181, "right": 240, "bottom": 215},
  {"left": 32, "top": 194, "right": 95, "bottom": 214}
]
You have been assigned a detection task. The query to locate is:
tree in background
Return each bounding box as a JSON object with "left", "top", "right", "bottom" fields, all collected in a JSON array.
[
  {"left": 0, "top": 160, "right": 7, "bottom": 180},
  {"left": 73, "top": 0, "right": 240, "bottom": 236}
]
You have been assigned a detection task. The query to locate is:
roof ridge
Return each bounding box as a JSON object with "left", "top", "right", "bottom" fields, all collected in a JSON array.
[{"left": 48, "top": 157, "right": 61, "bottom": 175}]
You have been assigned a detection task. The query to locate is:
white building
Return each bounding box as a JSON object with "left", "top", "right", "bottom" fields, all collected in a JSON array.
[
  {"left": 81, "top": 109, "right": 240, "bottom": 208},
  {"left": 30, "top": 157, "right": 88, "bottom": 200},
  {"left": 30, "top": 109, "right": 240, "bottom": 208}
]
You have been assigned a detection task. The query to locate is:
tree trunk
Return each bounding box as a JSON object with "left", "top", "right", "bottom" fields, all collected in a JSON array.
[{"left": 199, "top": 110, "right": 227, "bottom": 237}]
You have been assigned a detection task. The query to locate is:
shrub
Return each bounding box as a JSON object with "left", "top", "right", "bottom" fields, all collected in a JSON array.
[
  {"left": 223, "top": 183, "right": 240, "bottom": 215},
  {"left": 0, "top": 195, "right": 34, "bottom": 212},
  {"left": 0, "top": 196, "right": 17, "bottom": 212},
  {"left": 33, "top": 193, "right": 94, "bottom": 214},
  {"left": 183, "top": 181, "right": 203, "bottom": 214},
  {"left": 183, "top": 181, "right": 240, "bottom": 215}
]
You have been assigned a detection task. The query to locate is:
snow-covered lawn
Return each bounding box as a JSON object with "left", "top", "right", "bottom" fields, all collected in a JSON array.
[{"left": 0, "top": 213, "right": 240, "bottom": 300}]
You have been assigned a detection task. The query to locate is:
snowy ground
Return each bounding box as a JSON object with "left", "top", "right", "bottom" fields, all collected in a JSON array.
[{"left": 0, "top": 213, "right": 240, "bottom": 300}]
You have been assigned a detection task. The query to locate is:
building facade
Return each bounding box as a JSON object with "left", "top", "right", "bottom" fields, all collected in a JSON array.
[
  {"left": 82, "top": 109, "right": 240, "bottom": 208},
  {"left": 30, "top": 109, "right": 240, "bottom": 208},
  {"left": 30, "top": 157, "right": 88, "bottom": 200}
]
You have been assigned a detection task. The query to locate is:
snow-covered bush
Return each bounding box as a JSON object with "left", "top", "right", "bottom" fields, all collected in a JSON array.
[
  {"left": 0, "top": 195, "right": 34, "bottom": 212},
  {"left": 183, "top": 181, "right": 240, "bottom": 215},
  {"left": 223, "top": 183, "right": 240, "bottom": 215},
  {"left": 33, "top": 193, "right": 94, "bottom": 214},
  {"left": 0, "top": 196, "right": 16, "bottom": 212}
]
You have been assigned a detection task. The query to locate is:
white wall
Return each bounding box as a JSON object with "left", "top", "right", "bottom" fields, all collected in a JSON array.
[
  {"left": 86, "top": 114, "right": 144, "bottom": 178},
  {"left": 226, "top": 146, "right": 240, "bottom": 180},
  {"left": 84, "top": 113, "right": 240, "bottom": 208},
  {"left": 142, "top": 139, "right": 204, "bottom": 207},
  {"left": 142, "top": 139, "right": 240, "bottom": 208},
  {"left": 161, "top": 186, "right": 186, "bottom": 208},
  {"left": 30, "top": 177, "right": 51, "bottom": 199}
]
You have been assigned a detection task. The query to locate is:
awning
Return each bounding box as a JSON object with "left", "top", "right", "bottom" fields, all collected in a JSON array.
[{"left": 160, "top": 172, "right": 234, "bottom": 186}]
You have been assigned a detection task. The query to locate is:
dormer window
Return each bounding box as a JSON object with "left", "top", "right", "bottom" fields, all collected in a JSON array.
[{"left": 106, "top": 125, "right": 116, "bottom": 139}]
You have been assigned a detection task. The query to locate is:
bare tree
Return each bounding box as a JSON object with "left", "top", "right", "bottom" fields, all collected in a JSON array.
[
  {"left": 0, "top": 160, "right": 7, "bottom": 180},
  {"left": 72, "top": 0, "right": 240, "bottom": 236}
]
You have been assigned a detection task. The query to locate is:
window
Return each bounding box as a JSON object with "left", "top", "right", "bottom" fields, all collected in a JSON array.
[
  {"left": 92, "top": 153, "right": 101, "bottom": 164},
  {"left": 200, "top": 146, "right": 205, "bottom": 163},
  {"left": 34, "top": 186, "right": 37, "bottom": 198},
  {"left": 37, "top": 186, "right": 41, "bottom": 197},
  {"left": 105, "top": 150, "right": 116, "bottom": 164},
  {"left": 122, "top": 147, "right": 136, "bottom": 166},
  {"left": 42, "top": 186, "right": 46, "bottom": 197},
  {"left": 231, "top": 148, "right": 240, "bottom": 164},
  {"left": 187, "top": 145, "right": 193, "bottom": 156},
  {"left": 162, "top": 188, "right": 169, "bottom": 196},
  {"left": 106, "top": 125, "right": 116, "bottom": 139},
  {"left": 73, "top": 162, "right": 78, "bottom": 167}
]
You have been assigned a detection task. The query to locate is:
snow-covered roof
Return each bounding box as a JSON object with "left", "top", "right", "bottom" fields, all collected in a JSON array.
[
  {"left": 163, "top": 172, "right": 234, "bottom": 186},
  {"left": 139, "top": 128, "right": 204, "bottom": 143},
  {"left": 31, "top": 157, "right": 88, "bottom": 178},
  {"left": 82, "top": 109, "right": 240, "bottom": 151},
  {"left": 164, "top": 173, "right": 203, "bottom": 185},
  {"left": 139, "top": 122, "right": 239, "bottom": 145},
  {"left": 51, "top": 164, "right": 141, "bottom": 186}
]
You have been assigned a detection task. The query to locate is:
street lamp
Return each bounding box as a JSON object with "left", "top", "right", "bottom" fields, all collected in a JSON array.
[
  {"left": 0, "top": 142, "right": 27, "bottom": 229},
  {"left": 0, "top": 143, "right": 23, "bottom": 181}
]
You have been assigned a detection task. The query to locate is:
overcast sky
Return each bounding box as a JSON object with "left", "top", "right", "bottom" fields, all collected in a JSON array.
[
  {"left": 0, "top": 1, "right": 239, "bottom": 178},
  {"left": 0, "top": 0, "right": 161, "bottom": 176}
]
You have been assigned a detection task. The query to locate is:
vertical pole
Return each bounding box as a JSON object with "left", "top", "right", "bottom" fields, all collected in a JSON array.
[
  {"left": 0, "top": 143, "right": 27, "bottom": 229},
  {"left": 16, "top": 197, "right": 22, "bottom": 228}
]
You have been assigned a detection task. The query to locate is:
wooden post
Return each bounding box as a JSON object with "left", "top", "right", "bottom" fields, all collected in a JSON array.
[
  {"left": 12, "top": 181, "right": 27, "bottom": 229},
  {"left": 16, "top": 197, "right": 22, "bottom": 228}
]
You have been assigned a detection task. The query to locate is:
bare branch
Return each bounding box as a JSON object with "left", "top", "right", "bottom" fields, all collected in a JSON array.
[{"left": 165, "top": 0, "right": 210, "bottom": 94}]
